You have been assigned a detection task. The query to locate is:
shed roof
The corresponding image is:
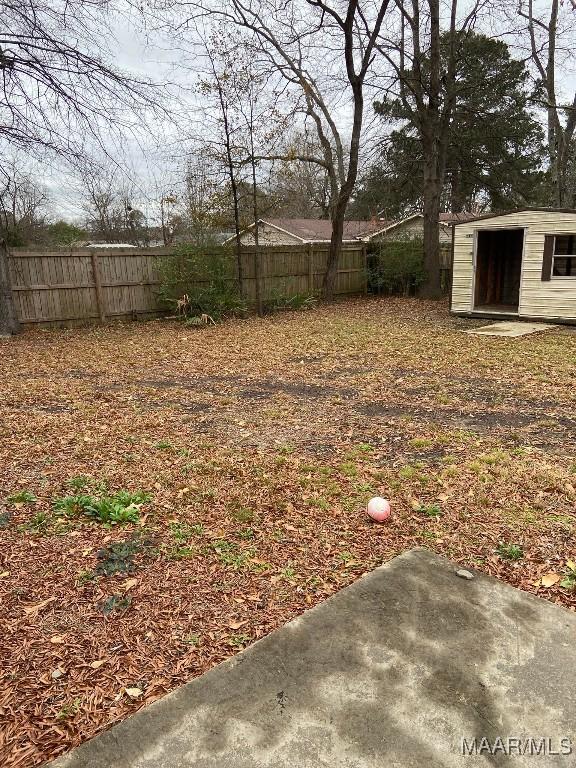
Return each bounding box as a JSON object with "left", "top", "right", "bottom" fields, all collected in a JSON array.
[{"left": 453, "top": 207, "right": 576, "bottom": 225}]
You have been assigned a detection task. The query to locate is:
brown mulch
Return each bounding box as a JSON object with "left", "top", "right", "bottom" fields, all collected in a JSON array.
[{"left": 1, "top": 297, "right": 575, "bottom": 767}]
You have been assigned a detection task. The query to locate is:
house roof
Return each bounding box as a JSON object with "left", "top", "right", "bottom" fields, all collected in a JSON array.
[
  {"left": 233, "top": 212, "right": 480, "bottom": 245},
  {"left": 362, "top": 211, "right": 478, "bottom": 240},
  {"left": 439, "top": 212, "right": 478, "bottom": 223},
  {"left": 257, "top": 218, "right": 390, "bottom": 242}
]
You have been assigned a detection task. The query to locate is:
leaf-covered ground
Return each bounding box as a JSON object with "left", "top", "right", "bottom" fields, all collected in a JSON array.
[{"left": 1, "top": 297, "right": 576, "bottom": 767}]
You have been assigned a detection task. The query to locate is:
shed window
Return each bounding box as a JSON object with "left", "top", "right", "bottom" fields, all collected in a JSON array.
[{"left": 553, "top": 235, "right": 576, "bottom": 277}]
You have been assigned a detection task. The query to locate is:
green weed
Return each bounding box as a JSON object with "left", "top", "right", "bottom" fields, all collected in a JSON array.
[
  {"left": 496, "top": 542, "right": 524, "bottom": 561},
  {"left": 7, "top": 490, "right": 36, "bottom": 504},
  {"left": 57, "top": 699, "right": 81, "bottom": 720},
  {"left": 416, "top": 504, "right": 443, "bottom": 518},
  {"left": 67, "top": 475, "right": 90, "bottom": 491},
  {"left": 53, "top": 490, "right": 149, "bottom": 525},
  {"left": 99, "top": 594, "right": 132, "bottom": 615},
  {"left": 95, "top": 539, "right": 142, "bottom": 576}
]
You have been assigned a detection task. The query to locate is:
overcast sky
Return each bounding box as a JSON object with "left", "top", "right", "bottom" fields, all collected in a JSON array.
[{"left": 44, "top": 1, "right": 576, "bottom": 224}]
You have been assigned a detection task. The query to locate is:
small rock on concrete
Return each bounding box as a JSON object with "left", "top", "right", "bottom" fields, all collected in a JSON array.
[{"left": 455, "top": 569, "right": 474, "bottom": 580}]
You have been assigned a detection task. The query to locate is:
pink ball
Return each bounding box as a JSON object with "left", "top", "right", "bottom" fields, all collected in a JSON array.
[{"left": 367, "top": 496, "right": 391, "bottom": 523}]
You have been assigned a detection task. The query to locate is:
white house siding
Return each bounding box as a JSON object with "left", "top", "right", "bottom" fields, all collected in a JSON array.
[
  {"left": 451, "top": 210, "right": 576, "bottom": 321},
  {"left": 239, "top": 223, "right": 302, "bottom": 246}
]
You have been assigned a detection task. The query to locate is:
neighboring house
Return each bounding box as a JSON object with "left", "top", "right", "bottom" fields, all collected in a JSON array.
[
  {"left": 363, "top": 212, "right": 477, "bottom": 244},
  {"left": 231, "top": 213, "right": 477, "bottom": 247},
  {"left": 231, "top": 218, "right": 391, "bottom": 246},
  {"left": 451, "top": 208, "right": 576, "bottom": 323}
]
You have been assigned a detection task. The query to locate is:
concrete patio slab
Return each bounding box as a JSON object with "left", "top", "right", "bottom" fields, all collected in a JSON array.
[
  {"left": 464, "top": 321, "right": 557, "bottom": 337},
  {"left": 47, "top": 549, "right": 576, "bottom": 767}
]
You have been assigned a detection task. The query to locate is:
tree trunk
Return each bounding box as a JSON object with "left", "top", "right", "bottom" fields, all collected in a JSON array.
[
  {"left": 323, "top": 210, "right": 345, "bottom": 301},
  {"left": 420, "top": 161, "right": 443, "bottom": 299},
  {"left": 0, "top": 240, "right": 20, "bottom": 335}
]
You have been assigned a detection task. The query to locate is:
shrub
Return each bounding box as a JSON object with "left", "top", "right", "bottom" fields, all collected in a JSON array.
[
  {"left": 262, "top": 290, "right": 317, "bottom": 313},
  {"left": 157, "top": 245, "right": 247, "bottom": 322},
  {"left": 368, "top": 238, "right": 427, "bottom": 296}
]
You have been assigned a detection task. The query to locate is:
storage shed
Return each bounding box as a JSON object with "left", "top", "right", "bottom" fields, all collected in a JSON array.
[{"left": 451, "top": 208, "right": 576, "bottom": 323}]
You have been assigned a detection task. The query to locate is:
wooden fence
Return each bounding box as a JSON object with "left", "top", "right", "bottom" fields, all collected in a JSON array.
[{"left": 5, "top": 244, "right": 367, "bottom": 328}]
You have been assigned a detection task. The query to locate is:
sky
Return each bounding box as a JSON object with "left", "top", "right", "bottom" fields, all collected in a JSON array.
[{"left": 35, "top": 0, "right": 576, "bottom": 224}]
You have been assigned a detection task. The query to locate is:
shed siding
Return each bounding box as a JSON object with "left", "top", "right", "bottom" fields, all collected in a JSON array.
[{"left": 452, "top": 210, "right": 576, "bottom": 320}]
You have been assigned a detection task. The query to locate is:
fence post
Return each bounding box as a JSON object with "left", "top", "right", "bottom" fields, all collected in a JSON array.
[
  {"left": 254, "top": 248, "right": 263, "bottom": 317},
  {"left": 0, "top": 239, "right": 20, "bottom": 335},
  {"left": 307, "top": 243, "right": 314, "bottom": 293},
  {"left": 362, "top": 243, "right": 368, "bottom": 294},
  {"left": 90, "top": 250, "right": 106, "bottom": 322}
]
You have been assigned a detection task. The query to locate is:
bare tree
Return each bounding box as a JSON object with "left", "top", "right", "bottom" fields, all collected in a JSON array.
[
  {"left": 0, "top": 0, "right": 161, "bottom": 166},
  {"left": 80, "top": 163, "right": 149, "bottom": 244},
  {"left": 202, "top": 48, "right": 245, "bottom": 288},
  {"left": 267, "top": 135, "right": 333, "bottom": 218},
  {"left": 153, "top": 0, "right": 392, "bottom": 299},
  {"left": 0, "top": 156, "right": 48, "bottom": 245},
  {"left": 518, "top": 0, "right": 576, "bottom": 206}
]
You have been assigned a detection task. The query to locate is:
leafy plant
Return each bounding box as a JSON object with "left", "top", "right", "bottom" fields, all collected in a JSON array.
[
  {"left": 157, "top": 245, "right": 247, "bottom": 322},
  {"left": 56, "top": 698, "right": 82, "bottom": 720},
  {"left": 95, "top": 539, "right": 142, "bottom": 576},
  {"left": 99, "top": 594, "right": 132, "bottom": 615},
  {"left": 53, "top": 490, "right": 149, "bottom": 525},
  {"left": 560, "top": 560, "right": 576, "bottom": 590},
  {"left": 77, "top": 569, "right": 96, "bottom": 586},
  {"left": 496, "top": 542, "right": 524, "bottom": 561},
  {"left": 7, "top": 490, "right": 36, "bottom": 504}
]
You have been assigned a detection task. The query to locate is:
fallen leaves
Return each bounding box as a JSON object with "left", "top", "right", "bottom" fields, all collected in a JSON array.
[
  {"left": 124, "top": 687, "right": 143, "bottom": 699},
  {"left": 23, "top": 597, "right": 56, "bottom": 616},
  {"left": 2, "top": 297, "right": 576, "bottom": 768},
  {"left": 539, "top": 572, "right": 561, "bottom": 588},
  {"left": 122, "top": 578, "right": 139, "bottom": 592},
  {"left": 227, "top": 620, "right": 248, "bottom": 630}
]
